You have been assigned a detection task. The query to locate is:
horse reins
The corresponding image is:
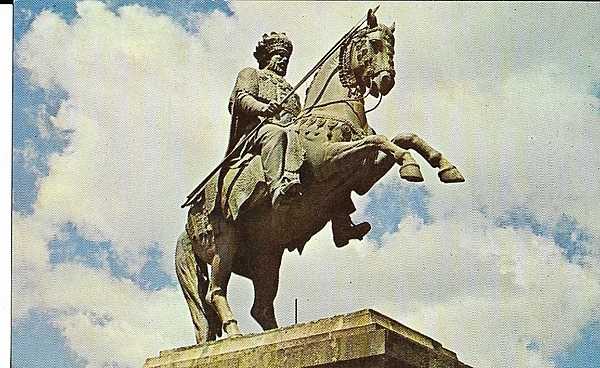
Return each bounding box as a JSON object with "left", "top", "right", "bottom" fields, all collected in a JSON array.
[{"left": 298, "top": 70, "right": 385, "bottom": 120}]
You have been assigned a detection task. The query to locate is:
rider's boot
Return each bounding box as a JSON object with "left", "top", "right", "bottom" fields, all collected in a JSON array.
[
  {"left": 271, "top": 175, "right": 302, "bottom": 209},
  {"left": 332, "top": 215, "right": 371, "bottom": 248}
]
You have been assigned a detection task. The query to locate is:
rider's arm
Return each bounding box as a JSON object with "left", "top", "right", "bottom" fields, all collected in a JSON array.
[
  {"left": 230, "top": 68, "right": 276, "bottom": 117},
  {"left": 238, "top": 93, "right": 270, "bottom": 116}
]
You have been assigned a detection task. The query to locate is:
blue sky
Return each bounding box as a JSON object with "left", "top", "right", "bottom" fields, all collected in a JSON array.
[{"left": 11, "top": 2, "right": 600, "bottom": 368}]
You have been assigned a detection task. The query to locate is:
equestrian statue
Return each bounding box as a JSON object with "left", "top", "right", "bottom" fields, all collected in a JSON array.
[{"left": 175, "top": 9, "right": 464, "bottom": 343}]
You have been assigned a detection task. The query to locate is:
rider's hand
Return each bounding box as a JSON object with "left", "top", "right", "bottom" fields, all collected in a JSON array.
[{"left": 261, "top": 101, "right": 281, "bottom": 117}]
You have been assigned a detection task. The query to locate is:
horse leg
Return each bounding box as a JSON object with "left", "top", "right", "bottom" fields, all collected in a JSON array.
[
  {"left": 392, "top": 133, "right": 465, "bottom": 183},
  {"left": 205, "top": 226, "right": 242, "bottom": 337},
  {"left": 325, "top": 134, "right": 424, "bottom": 182},
  {"left": 353, "top": 151, "right": 395, "bottom": 195},
  {"left": 197, "top": 257, "right": 223, "bottom": 340},
  {"left": 250, "top": 249, "right": 283, "bottom": 331},
  {"left": 175, "top": 231, "right": 222, "bottom": 343}
]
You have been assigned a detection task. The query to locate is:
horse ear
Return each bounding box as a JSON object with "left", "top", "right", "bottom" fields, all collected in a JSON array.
[
  {"left": 367, "top": 9, "right": 377, "bottom": 28},
  {"left": 390, "top": 22, "right": 395, "bottom": 33}
]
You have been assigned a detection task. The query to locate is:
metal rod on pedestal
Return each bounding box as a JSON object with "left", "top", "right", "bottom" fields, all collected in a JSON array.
[{"left": 294, "top": 298, "right": 298, "bottom": 324}]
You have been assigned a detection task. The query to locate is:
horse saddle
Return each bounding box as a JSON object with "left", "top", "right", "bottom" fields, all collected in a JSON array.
[{"left": 200, "top": 152, "right": 268, "bottom": 220}]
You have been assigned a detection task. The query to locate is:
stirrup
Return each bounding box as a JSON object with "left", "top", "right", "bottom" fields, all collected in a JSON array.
[{"left": 271, "top": 179, "right": 302, "bottom": 209}]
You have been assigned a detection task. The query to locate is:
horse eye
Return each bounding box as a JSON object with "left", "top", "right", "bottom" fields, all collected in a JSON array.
[{"left": 369, "top": 39, "right": 384, "bottom": 52}]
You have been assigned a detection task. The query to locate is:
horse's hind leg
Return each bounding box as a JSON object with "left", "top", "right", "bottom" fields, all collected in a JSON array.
[
  {"left": 175, "top": 232, "right": 220, "bottom": 343},
  {"left": 205, "top": 225, "right": 242, "bottom": 337},
  {"left": 250, "top": 249, "right": 283, "bottom": 331},
  {"left": 392, "top": 133, "right": 464, "bottom": 183}
]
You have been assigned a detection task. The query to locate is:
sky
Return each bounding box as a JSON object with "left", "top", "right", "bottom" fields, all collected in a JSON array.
[{"left": 10, "top": 1, "right": 600, "bottom": 368}]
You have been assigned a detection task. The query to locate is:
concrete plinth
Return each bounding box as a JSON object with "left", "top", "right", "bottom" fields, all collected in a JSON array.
[{"left": 144, "top": 309, "right": 472, "bottom": 368}]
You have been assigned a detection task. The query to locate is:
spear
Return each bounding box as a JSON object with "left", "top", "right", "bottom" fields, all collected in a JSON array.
[{"left": 182, "top": 6, "right": 380, "bottom": 208}]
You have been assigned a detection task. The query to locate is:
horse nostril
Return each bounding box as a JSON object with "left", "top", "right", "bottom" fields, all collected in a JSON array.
[{"left": 380, "top": 74, "right": 395, "bottom": 94}]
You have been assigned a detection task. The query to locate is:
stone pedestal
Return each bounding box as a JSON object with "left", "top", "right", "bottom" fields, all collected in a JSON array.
[{"left": 144, "top": 309, "right": 472, "bottom": 368}]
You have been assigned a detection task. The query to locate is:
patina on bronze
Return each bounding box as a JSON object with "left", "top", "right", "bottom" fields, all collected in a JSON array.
[
  {"left": 176, "top": 9, "right": 465, "bottom": 343},
  {"left": 182, "top": 6, "right": 380, "bottom": 209}
]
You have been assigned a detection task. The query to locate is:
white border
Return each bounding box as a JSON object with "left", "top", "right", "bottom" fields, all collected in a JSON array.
[{"left": 1, "top": 3, "right": 13, "bottom": 365}]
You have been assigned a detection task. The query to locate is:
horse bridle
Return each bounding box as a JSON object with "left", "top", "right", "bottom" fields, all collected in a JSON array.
[
  {"left": 298, "top": 27, "right": 392, "bottom": 118},
  {"left": 339, "top": 26, "right": 396, "bottom": 99}
]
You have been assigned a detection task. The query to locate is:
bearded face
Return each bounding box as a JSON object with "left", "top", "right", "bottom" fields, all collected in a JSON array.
[{"left": 265, "top": 51, "right": 290, "bottom": 76}]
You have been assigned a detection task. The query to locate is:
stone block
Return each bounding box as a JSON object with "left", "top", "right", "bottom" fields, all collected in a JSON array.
[{"left": 144, "top": 309, "right": 473, "bottom": 368}]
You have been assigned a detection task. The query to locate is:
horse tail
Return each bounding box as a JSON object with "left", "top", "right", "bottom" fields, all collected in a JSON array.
[{"left": 175, "top": 231, "right": 221, "bottom": 343}]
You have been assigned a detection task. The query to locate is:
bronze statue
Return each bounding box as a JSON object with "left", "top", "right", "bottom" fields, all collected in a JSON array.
[
  {"left": 176, "top": 9, "right": 464, "bottom": 343},
  {"left": 227, "top": 31, "right": 370, "bottom": 246}
]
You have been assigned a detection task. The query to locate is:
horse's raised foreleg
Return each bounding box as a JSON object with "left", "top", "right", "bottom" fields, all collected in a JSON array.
[
  {"left": 392, "top": 133, "right": 464, "bottom": 183},
  {"left": 250, "top": 249, "right": 284, "bottom": 331},
  {"left": 353, "top": 151, "right": 395, "bottom": 195},
  {"left": 325, "top": 134, "right": 424, "bottom": 182},
  {"left": 205, "top": 226, "right": 242, "bottom": 337}
]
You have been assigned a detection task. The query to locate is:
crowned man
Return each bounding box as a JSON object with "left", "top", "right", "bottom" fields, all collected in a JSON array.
[{"left": 227, "top": 32, "right": 371, "bottom": 247}]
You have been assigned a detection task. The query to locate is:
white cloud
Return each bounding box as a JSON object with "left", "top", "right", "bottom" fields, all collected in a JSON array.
[
  {"left": 18, "top": 1, "right": 231, "bottom": 273},
  {"left": 13, "top": 1, "right": 600, "bottom": 368},
  {"left": 12, "top": 213, "right": 195, "bottom": 368},
  {"left": 274, "top": 214, "right": 600, "bottom": 368},
  {"left": 12, "top": 213, "right": 53, "bottom": 320},
  {"left": 365, "top": 3, "right": 600, "bottom": 237},
  {"left": 43, "top": 264, "right": 192, "bottom": 368}
]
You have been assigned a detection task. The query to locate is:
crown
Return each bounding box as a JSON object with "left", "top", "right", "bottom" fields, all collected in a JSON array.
[{"left": 254, "top": 32, "right": 293, "bottom": 68}]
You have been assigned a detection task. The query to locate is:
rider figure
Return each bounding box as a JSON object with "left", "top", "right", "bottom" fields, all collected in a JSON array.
[{"left": 227, "top": 32, "right": 370, "bottom": 247}]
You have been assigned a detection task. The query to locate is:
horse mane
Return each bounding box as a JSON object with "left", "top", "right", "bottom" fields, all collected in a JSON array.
[
  {"left": 304, "top": 65, "right": 324, "bottom": 102},
  {"left": 304, "top": 50, "right": 340, "bottom": 103}
]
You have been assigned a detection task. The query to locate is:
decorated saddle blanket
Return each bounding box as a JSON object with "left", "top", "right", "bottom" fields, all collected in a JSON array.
[
  {"left": 186, "top": 152, "right": 267, "bottom": 243},
  {"left": 186, "top": 115, "right": 373, "bottom": 244}
]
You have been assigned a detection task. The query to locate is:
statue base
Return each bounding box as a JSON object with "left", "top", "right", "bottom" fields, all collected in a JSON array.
[{"left": 144, "top": 309, "right": 472, "bottom": 368}]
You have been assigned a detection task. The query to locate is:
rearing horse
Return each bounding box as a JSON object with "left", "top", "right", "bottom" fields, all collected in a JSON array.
[{"left": 175, "top": 11, "right": 464, "bottom": 343}]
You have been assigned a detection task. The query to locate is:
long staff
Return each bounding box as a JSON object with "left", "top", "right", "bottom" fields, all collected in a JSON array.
[{"left": 182, "top": 6, "right": 380, "bottom": 208}]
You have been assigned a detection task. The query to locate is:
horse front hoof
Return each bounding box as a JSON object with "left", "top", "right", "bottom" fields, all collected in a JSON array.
[
  {"left": 438, "top": 166, "right": 465, "bottom": 183},
  {"left": 400, "top": 163, "right": 424, "bottom": 182},
  {"left": 223, "top": 320, "right": 242, "bottom": 337}
]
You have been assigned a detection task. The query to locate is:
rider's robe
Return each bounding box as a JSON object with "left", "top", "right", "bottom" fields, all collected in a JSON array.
[{"left": 226, "top": 67, "right": 303, "bottom": 164}]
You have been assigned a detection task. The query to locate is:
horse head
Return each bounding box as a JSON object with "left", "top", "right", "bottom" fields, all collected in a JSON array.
[{"left": 340, "top": 9, "right": 396, "bottom": 98}]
